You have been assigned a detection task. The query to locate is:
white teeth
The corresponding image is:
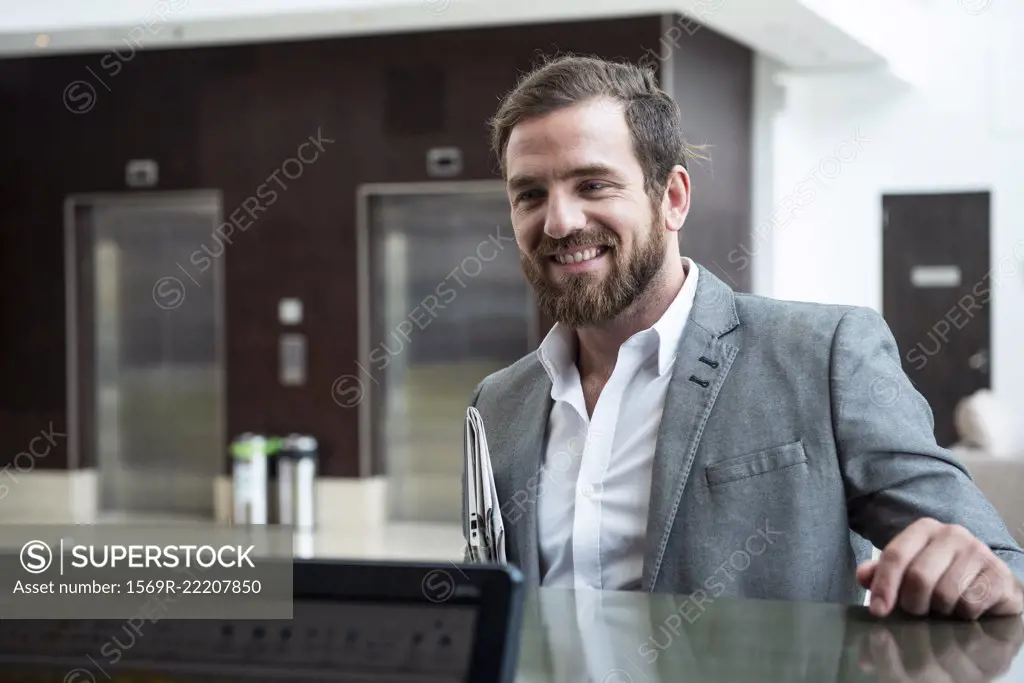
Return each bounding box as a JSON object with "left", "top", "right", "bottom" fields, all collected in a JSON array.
[{"left": 556, "top": 248, "right": 603, "bottom": 265}]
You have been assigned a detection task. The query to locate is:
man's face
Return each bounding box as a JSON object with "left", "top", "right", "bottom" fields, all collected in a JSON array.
[{"left": 504, "top": 97, "right": 668, "bottom": 328}]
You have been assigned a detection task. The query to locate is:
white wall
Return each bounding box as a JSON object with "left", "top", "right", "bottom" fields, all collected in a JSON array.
[{"left": 752, "top": 1, "right": 1024, "bottom": 441}]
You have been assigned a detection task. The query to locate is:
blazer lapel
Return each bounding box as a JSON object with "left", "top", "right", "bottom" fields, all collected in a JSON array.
[
  {"left": 642, "top": 267, "right": 741, "bottom": 591},
  {"left": 504, "top": 370, "right": 551, "bottom": 585}
]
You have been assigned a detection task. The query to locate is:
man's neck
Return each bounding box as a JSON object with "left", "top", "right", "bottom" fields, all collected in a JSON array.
[{"left": 576, "top": 258, "right": 687, "bottom": 381}]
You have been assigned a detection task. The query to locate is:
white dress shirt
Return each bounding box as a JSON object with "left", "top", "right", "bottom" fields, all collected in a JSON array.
[{"left": 536, "top": 258, "right": 699, "bottom": 590}]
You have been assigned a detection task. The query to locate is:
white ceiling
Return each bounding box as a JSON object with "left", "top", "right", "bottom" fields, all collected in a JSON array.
[{"left": 0, "top": 0, "right": 901, "bottom": 74}]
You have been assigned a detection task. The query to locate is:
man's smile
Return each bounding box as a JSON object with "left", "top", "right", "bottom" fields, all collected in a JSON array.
[{"left": 548, "top": 246, "right": 611, "bottom": 273}]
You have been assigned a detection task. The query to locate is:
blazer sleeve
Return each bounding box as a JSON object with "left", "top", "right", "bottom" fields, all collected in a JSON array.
[{"left": 830, "top": 306, "right": 1024, "bottom": 583}]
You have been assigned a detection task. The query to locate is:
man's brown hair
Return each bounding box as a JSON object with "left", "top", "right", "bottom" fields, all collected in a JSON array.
[{"left": 489, "top": 53, "right": 706, "bottom": 202}]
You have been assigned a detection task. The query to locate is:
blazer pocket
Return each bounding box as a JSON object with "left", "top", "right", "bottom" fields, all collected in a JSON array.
[{"left": 705, "top": 440, "right": 808, "bottom": 488}]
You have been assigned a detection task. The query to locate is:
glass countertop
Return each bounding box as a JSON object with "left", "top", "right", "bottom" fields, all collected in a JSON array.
[{"left": 517, "top": 587, "right": 1024, "bottom": 683}]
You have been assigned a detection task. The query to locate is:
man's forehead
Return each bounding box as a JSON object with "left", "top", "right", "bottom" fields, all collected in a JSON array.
[
  {"left": 507, "top": 99, "right": 629, "bottom": 148},
  {"left": 505, "top": 105, "right": 636, "bottom": 186}
]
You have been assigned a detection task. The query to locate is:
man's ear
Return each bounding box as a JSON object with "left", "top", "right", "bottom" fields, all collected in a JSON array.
[{"left": 662, "top": 165, "right": 690, "bottom": 233}]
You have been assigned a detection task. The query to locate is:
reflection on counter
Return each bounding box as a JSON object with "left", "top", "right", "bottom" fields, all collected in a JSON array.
[
  {"left": 853, "top": 614, "right": 1024, "bottom": 682},
  {"left": 519, "top": 588, "right": 1024, "bottom": 683}
]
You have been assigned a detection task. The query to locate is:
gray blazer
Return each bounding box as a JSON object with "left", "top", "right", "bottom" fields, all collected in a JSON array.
[{"left": 462, "top": 264, "right": 1024, "bottom": 604}]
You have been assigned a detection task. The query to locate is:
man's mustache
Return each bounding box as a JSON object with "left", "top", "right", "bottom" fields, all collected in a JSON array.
[{"left": 536, "top": 230, "right": 619, "bottom": 256}]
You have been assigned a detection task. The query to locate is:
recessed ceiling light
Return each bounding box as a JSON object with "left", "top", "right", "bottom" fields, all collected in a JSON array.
[{"left": 35, "top": 34, "right": 51, "bottom": 48}]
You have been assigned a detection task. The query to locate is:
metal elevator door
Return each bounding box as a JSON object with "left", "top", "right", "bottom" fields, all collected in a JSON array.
[
  {"left": 360, "top": 182, "right": 537, "bottom": 524},
  {"left": 68, "top": 192, "right": 225, "bottom": 518}
]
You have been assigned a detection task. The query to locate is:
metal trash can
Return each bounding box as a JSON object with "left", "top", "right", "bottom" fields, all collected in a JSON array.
[
  {"left": 231, "top": 433, "right": 268, "bottom": 526},
  {"left": 277, "top": 434, "right": 318, "bottom": 531}
]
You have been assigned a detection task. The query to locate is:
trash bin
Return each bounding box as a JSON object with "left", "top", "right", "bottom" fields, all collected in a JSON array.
[
  {"left": 277, "top": 434, "right": 318, "bottom": 530},
  {"left": 231, "top": 433, "right": 269, "bottom": 526}
]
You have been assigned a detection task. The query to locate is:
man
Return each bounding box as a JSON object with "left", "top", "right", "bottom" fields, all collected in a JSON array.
[{"left": 462, "top": 54, "right": 1024, "bottom": 620}]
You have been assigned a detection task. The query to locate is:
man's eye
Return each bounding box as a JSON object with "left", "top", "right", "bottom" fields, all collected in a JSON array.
[
  {"left": 582, "top": 182, "right": 607, "bottom": 192},
  {"left": 516, "top": 190, "right": 542, "bottom": 203}
]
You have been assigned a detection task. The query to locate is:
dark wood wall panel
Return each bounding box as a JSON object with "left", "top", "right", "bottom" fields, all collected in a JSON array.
[{"left": 668, "top": 15, "right": 754, "bottom": 293}]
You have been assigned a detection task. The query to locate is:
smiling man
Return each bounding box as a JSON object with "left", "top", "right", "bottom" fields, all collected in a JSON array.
[{"left": 461, "top": 54, "right": 1024, "bottom": 620}]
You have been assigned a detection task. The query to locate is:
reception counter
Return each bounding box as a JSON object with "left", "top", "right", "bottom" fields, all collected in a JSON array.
[
  {"left": 0, "top": 560, "right": 1021, "bottom": 682},
  {"left": 516, "top": 587, "right": 1024, "bottom": 683}
]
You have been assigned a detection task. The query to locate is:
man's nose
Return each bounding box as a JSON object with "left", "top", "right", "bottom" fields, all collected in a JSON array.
[{"left": 543, "top": 194, "right": 586, "bottom": 240}]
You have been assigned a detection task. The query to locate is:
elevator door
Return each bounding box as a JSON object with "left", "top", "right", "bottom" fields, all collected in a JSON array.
[
  {"left": 361, "top": 183, "right": 536, "bottom": 524},
  {"left": 69, "top": 192, "right": 225, "bottom": 518}
]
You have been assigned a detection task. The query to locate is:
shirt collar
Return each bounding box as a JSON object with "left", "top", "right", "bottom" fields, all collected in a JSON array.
[
  {"left": 651, "top": 257, "right": 699, "bottom": 375},
  {"left": 537, "top": 258, "right": 700, "bottom": 388},
  {"left": 536, "top": 316, "right": 579, "bottom": 404}
]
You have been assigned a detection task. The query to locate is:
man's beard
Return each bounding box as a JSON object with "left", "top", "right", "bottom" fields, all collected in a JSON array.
[{"left": 520, "top": 218, "right": 666, "bottom": 328}]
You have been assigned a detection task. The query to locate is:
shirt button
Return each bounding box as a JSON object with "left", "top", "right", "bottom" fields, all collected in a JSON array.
[{"left": 581, "top": 484, "right": 595, "bottom": 498}]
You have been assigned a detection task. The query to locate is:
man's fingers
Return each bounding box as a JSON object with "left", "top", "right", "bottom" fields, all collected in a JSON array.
[
  {"left": 864, "top": 519, "right": 1021, "bottom": 620},
  {"left": 897, "top": 540, "right": 960, "bottom": 616},
  {"left": 954, "top": 560, "right": 1000, "bottom": 620},
  {"left": 871, "top": 520, "right": 939, "bottom": 616},
  {"left": 975, "top": 569, "right": 1023, "bottom": 618},
  {"left": 857, "top": 559, "right": 878, "bottom": 588},
  {"left": 995, "top": 575, "right": 1024, "bottom": 616},
  {"left": 933, "top": 548, "right": 988, "bottom": 617}
]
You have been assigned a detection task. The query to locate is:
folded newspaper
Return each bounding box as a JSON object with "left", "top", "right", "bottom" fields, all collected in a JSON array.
[{"left": 464, "top": 406, "right": 507, "bottom": 564}]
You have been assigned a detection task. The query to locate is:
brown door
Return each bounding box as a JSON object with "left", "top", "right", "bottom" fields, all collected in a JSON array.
[{"left": 882, "top": 192, "right": 991, "bottom": 447}]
